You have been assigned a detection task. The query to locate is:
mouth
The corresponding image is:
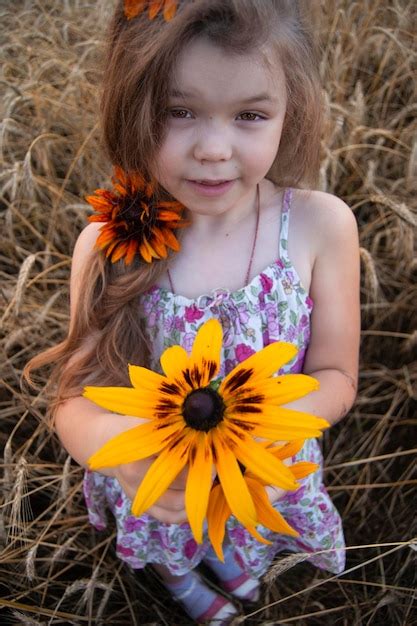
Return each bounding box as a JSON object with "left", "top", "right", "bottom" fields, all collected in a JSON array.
[
  {"left": 186, "top": 179, "right": 236, "bottom": 197},
  {"left": 190, "top": 179, "right": 233, "bottom": 186}
]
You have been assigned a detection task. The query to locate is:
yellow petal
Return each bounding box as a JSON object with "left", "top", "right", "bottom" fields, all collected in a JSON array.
[
  {"left": 83, "top": 386, "right": 154, "bottom": 417},
  {"left": 245, "top": 461, "right": 320, "bottom": 486},
  {"left": 131, "top": 430, "right": 192, "bottom": 517},
  {"left": 185, "top": 432, "right": 213, "bottom": 544},
  {"left": 268, "top": 439, "right": 305, "bottom": 460},
  {"left": 128, "top": 364, "right": 166, "bottom": 391},
  {"left": 230, "top": 405, "right": 329, "bottom": 432},
  {"left": 84, "top": 381, "right": 184, "bottom": 420},
  {"left": 88, "top": 421, "right": 181, "bottom": 469},
  {"left": 244, "top": 525, "right": 273, "bottom": 545},
  {"left": 291, "top": 461, "right": 319, "bottom": 480},
  {"left": 248, "top": 423, "right": 327, "bottom": 442},
  {"left": 244, "top": 424, "right": 323, "bottom": 442},
  {"left": 220, "top": 341, "right": 298, "bottom": 395},
  {"left": 246, "top": 477, "right": 299, "bottom": 536},
  {"left": 185, "top": 319, "right": 222, "bottom": 387},
  {"left": 160, "top": 345, "right": 190, "bottom": 383},
  {"left": 263, "top": 407, "right": 330, "bottom": 431},
  {"left": 213, "top": 429, "right": 257, "bottom": 527},
  {"left": 252, "top": 374, "right": 320, "bottom": 404},
  {"left": 225, "top": 426, "right": 299, "bottom": 491},
  {"left": 207, "top": 484, "right": 231, "bottom": 562}
]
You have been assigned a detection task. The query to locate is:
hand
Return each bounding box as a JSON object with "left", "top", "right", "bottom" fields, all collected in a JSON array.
[
  {"left": 265, "top": 484, "right": 288, "bottom": 505},
  {"left": 114, "top": 457, "right": 188, "bottom": 524},
  {"left": 264, "top": 445, "right": 294, "bottom": 506},
  {"left": 114, "top": 458, "right": 217, "bottom": 525}
]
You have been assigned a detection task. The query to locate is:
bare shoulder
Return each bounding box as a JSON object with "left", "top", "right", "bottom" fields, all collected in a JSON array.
[
  {"left": 71, "top": 222, "right": 102, "bottom": 280},
  {"left": 72, "top": 222, "right": 102, "bottom": 260},
  {"left": 69, "top": 222, "right": 101, "bottom": 331},
  {"left": 292, "top": 188, "right": 359, "bottom": 262},
  {"left": 291, "top": 189, "right": 361, "bottom": 385}
]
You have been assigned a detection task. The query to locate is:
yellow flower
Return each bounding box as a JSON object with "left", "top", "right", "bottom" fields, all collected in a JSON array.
[
  {"left": 207, "top": 439, "right": 319, "bottom": 561},
  {"left": 83, "top": 319, "right": 329, "bottom": 544}
]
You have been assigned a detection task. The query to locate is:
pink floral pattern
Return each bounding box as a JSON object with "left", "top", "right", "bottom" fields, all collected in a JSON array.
[{"left": 83, "top": 189, "right": 346, "bottom": 577}]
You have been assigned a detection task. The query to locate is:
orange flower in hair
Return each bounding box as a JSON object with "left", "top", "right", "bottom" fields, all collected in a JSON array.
[
  {"left": 124, "top": 0, "right": 178, "bottom": 21},
  {"left": 86, "top": 166, "right": 189, "bottom": 265}
]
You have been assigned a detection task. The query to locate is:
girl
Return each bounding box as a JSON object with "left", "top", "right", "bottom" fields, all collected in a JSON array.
[{"left": 24, "top": 1, "right": 361, "bottom": 624}]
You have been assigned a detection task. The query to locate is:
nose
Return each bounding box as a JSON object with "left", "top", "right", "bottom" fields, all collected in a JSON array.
[{"left": 193, "top": 121, "right": 232, "bottom": 162}]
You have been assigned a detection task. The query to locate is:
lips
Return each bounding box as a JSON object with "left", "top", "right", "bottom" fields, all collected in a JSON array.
[
  {"left": 192, "top": 179, "right": 231, "bottom": 185},
  {"left": 187, "top": 179, "right": 236, "bottom": 197}
]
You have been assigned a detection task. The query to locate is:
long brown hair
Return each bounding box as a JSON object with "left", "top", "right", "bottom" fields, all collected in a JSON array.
[{"left": 22, "top": 0, "right": 323, "bottom": 426}]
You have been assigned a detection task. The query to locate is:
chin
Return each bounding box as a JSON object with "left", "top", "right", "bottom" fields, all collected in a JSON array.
[{"left": 187, "top": 206, "right": 226, "bottom": 216}]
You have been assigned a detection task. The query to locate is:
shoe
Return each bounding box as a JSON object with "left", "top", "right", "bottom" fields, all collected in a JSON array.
[
  {"left": 218, "top": 571, "right": 261, "bottom": 603},
  {"left": 203, "top": 547, "right": 261, "bottom": 603},
  {"left": 162, "top": 568, "right": 239, "bottom": 625}
]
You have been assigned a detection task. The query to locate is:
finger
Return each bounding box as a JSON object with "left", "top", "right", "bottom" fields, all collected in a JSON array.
[
  {"left": 154, "top": 488, "right": 185, "bottom": 512},
  {"left": 116, "top": 455, "right": 157, "bottom": 486},
  {"left": 169, "top": 464, "right": 188, "bottom": 490},
  {"left": 147, "top": 504, "right": 188, "bottom": 525},
  {"left": 115, "top": 457, "right": 160, "bottom": 501},
  {"left": 114, "top": 472, "right": 136, "bottom": 502},
  {"left": 118, "top": 476, "right": 188, "bottom": 521},
  {"left": 265, "top": 485, "right": 287, "bottom": 504},
  {"left": 170, "top": 462, "right": 217, "bottom": 490}
]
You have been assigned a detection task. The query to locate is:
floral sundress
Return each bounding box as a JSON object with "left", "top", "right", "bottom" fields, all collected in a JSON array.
[{"left": 83, "top": 188, "right": 346, "bottom": 577}]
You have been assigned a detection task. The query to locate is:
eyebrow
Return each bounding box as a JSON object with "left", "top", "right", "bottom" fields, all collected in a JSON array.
[{"left": 168, "top": 89, "right": 278, "bottom": 105}]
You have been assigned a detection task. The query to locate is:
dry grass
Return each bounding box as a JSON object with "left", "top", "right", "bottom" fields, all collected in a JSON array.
[{"left": 1, "top": 0, "right": 416, "bottom": 624}]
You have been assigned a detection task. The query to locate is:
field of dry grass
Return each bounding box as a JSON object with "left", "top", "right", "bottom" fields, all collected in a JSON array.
[{"left": 1, "top": 0, "right": 416, "bottom": 624}]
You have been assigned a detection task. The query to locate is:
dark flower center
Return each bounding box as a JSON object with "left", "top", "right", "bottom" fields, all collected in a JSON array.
[
  {"left": 182, "top": 387, "right": 225, "bottom": 432},
  {"left": 118, "top": 196, "right": 154, "bottom": 239}
]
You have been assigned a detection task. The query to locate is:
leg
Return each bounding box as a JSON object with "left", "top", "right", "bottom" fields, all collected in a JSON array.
[
  {"left": 203, "top": 540, "right": 261, "bottom": 602},
  {"left": 152, "top": 562, "right": 239, "bottom": 625},
  {"left": 153, "top": 562, "right": 183, "bottom": 584}
]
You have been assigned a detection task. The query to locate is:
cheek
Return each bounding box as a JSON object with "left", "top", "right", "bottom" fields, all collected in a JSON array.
[
  {"left": 243, "top": 132, "right": 281, "bottom": 172},
  {"left": 153, "top": 137, "right": 180, "bottom": 181},
  {"left": 255, "top": 123, "right": 284, "bottom": 164}
]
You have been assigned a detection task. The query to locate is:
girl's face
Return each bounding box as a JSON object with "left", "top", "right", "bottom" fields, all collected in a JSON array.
[{"left": 152, "top": 38, "right": 287, "bottom": 218}]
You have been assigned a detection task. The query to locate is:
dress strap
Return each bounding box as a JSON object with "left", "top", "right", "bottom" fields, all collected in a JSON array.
[{"left": 278, "top": 188, "right": 292, "bottom": 258}]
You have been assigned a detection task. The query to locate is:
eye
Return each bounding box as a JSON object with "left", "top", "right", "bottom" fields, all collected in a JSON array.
[
  {"left": 169, "top": 108, "right": 191, "bottom": 119},
  {"left": 168, "top": 109, "right": 266, "bottom": 121},
  {"left": 238, "top": 112, "right": 265, "bottom": 121}
]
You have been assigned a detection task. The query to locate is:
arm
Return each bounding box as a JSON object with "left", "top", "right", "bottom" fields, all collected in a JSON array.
[
  {"left": 54, "top": 396, "right": 141, "bottom": 478},
  {"left": 55, "top": 223, "right": 189, "bottom": 522},
  {"left": 55, "top": 395, "right": 192, "bottom": 524},
  {"left": 284, "top": 194, "right": 360, "bottom": 427},
  {"left": 267, "top": 195, "right": 360, "bottom": 504}
]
